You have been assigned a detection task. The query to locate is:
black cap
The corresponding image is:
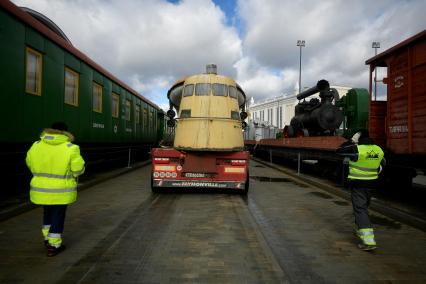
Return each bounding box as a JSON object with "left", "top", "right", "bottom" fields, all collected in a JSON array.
[{"left": 51, "top": 122, "right": 68, "bottom": 131}]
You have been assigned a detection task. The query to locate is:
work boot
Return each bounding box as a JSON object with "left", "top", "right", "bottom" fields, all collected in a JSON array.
[
  {"left": 47, "top": 245, "right": 66, "bottom": 257},
  {"left": 357, "top": 243, "right": 377, "bottom": 251},
  {"left": 357, "top": 228, "right": 377, "bottom": 251}
]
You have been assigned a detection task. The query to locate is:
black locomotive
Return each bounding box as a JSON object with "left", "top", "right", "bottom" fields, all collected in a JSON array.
[{"left": 285, "top": 79, "right": 344, "bottom": 137}]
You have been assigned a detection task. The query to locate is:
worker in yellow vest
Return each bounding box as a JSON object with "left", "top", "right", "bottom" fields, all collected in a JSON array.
[
  {"left": 337, "top": 130, "right": 385, "bottom": 251},
  {"left": 26, "top": 122, "right": 85, "bottom": 257}
]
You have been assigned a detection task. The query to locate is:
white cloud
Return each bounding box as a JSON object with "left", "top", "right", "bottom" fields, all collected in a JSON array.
[
  {"left": 13, "top": 0, "right": 242, "bottom": 105},
  {"left": 11, "top": 0, "right": 426, "bottom": 104},
  {"left": 236, "top": 0, "right": 426, "bottom": 99}
]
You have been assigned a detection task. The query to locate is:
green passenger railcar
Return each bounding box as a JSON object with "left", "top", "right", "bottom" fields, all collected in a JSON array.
[
  {"left": 0, "top": 1, "right": 164, "bottom": 196},
  {"left": 0, "top": 2, "right": 162, "bottom": 145}
]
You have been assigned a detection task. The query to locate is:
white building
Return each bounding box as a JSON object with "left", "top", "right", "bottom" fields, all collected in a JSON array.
[{"left": 248, "top": 85, "right": 352, "bottom": 129}]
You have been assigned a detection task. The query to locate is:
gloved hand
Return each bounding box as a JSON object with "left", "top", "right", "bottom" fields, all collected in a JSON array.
[
  {"left": 343, "top": 157, "right": 350, "bottom": 165},
  {"left": 351, "top": 132, "right": 361, "bottom": 144}
]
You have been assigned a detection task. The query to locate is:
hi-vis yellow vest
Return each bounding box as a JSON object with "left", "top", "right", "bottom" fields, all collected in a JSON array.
[
  {"left": 348, "top": 145, "right": 384, "bottom": 180},
  {"left": 26, "top": 131, "right": 85, "bottom": 205}
]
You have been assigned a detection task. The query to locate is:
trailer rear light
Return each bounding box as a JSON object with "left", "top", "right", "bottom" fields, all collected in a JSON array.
[
  {"left": 154, "top": 165, "right": 176, "bottom": 171},
  {"left": 153, "top": 172, "right": 160, "bottom": 178},
  {"left": 172, "top": 172, "right": 177, "bottom": 178},
  {"left": 154, "top": 158, "right": 170, "bottom": 163},
  {"left": 224, "top": 167, "right": 246, "bottom": 173},
  {"left": 231, "top": 160, "right": 246, "bottom": 165}
]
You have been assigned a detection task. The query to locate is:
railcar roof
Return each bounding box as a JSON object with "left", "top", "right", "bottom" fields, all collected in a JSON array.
[
  {"left": 365, "top": 29, "right": 426, "bottom": 67},
  {"left": 0, "top": 1, "right": 160, "bottom": 110},
  {"left": 168, "top": 74, "right": 246, "bottom": 95}
]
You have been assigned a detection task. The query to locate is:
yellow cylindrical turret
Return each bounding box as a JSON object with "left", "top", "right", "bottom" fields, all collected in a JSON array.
[{"left": 167, "top": 65, "right": 246, "bottom": 151}]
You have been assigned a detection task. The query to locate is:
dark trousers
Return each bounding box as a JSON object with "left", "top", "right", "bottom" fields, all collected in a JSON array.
[
  {"left": 43, "top": 205, "right": 67, "bottom": 234},
  {"left": 350, "top": 180, "right": 374, "bottom": 229}
]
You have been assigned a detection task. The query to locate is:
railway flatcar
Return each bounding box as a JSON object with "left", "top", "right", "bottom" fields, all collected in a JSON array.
[
  {"left": 247, "top": 30, "right": 426, "bottom": 186},
  {"left": 0, "top": 1, "right": 164, "bottom": 197}
]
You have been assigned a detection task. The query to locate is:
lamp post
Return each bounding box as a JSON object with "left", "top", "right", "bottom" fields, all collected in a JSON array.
[
  {"left": 372, "top": 41, "right": 380, "bottom": 100},
  {"left": 297, "top": 40, "right": 305, "bottom": 95}
]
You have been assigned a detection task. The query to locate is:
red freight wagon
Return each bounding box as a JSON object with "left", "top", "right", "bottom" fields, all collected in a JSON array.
[{"left": 366, "top": 30, "right": 426, "bottom": 184}]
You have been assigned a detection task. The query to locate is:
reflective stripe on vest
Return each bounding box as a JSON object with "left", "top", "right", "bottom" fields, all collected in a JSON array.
[
  {"left": 33, "top": 172, "right": 73, "bottom": 179},
  {"left": 31, "top": 186, "right": 76, "bottom": 193},
  {"left": 348, "top": 164, "right": 377, "bottom": 173},
  {"left": 348, "top": 172, "right": 378, "bottom": 178}
]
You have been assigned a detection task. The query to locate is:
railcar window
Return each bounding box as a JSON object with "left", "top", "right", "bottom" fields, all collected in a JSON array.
[
  {"left": 112, "top": 93, "right": 119, "bottom": 118},
  {"left": 144, "top": 108, "right": 148, "bottom": 130},
  {"left": 183, "top": 84, "right": 194, "bottom": 97},
  {"left": 92, "top": 82, "right": 103, "bottom": 113},
  {"left": 195, "top": 83, "right": 211, "bottom": 96},
  {"left": 125, "top": 100, "right": 131, "bottom": 121},
  {"left": 64, "top": 67, "right": 79, "bottom": 106},
  {"left": 25, "top": 47, "right": 42, "bottom": 96},
  {"left": 149, "top": 111, "right": 153, "bottom": 128},
  {"left": 229, "top": 86, "right": 237, "bottom": 99},
  {"left": 136, "top": 105, "right": 141, "bottom": 124},
  {"left": 213, "top": 84, "right": 228, "bottom": 96}
]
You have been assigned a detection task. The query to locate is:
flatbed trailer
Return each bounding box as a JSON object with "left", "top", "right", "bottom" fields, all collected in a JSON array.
[{"left": 151, "top": 148, "right": 250, "bottom": 193}]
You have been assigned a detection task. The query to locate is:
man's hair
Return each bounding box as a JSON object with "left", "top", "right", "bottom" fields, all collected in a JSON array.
[{"left": 51, "top": 122, "right": 68, "bottom": 131}]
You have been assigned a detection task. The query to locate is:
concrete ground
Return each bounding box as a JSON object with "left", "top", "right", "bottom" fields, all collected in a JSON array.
[{"left": 0, "top": 160, "right": 425, "bottom": 283}]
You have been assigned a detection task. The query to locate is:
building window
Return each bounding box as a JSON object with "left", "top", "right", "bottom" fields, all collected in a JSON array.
[
  {"left": 64, "top": 67, "right": 79, "bottom": 106},
  {"left": 112, "top": 93, "right": 119, "bottom": 118},
  {"left": 25, "top": 47, "right": 43, "bottom": 96},
  {"left": 136, "top": 104, "right": 141, "bottom": 124},
  {"left": 92, "top": 82, "right": 103, "bottom": 113},
  {"left": 125, "top": 100, "right": 131, "bottom": 121},
  {"left": 279, "top": 106, "right": 283, "bottom": 128}
]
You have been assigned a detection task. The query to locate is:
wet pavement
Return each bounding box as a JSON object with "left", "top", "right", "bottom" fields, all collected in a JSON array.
[{"left": 1, "top": 160, "right": 426, "bottom": 283}]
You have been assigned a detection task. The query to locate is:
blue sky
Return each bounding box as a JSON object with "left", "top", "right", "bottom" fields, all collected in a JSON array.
[{"left": 12, "top": 0, "right": 426, "bottom": 110}]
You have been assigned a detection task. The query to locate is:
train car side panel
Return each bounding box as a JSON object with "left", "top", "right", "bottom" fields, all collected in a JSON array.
[
  {"left": 0, "top": 9, "right": 25, "bottom": 142},
  {"left": 44, "top": 40, "right": 64, "bottom": 130},
  {"left": 412, "top": 40, "right": 426, "bottom": 154}
]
